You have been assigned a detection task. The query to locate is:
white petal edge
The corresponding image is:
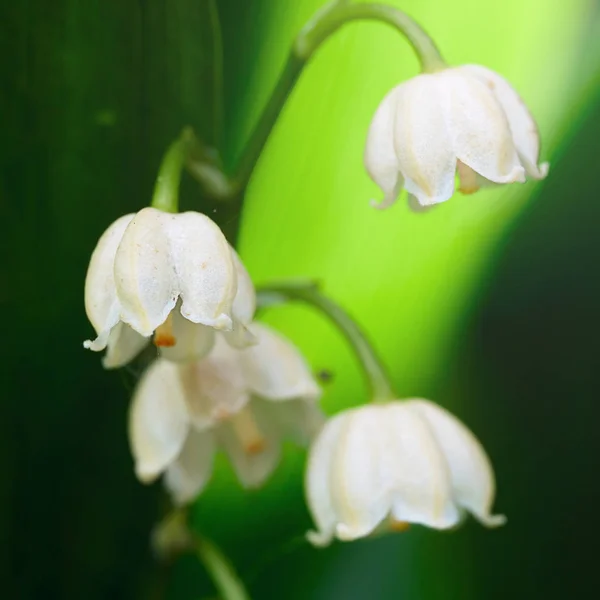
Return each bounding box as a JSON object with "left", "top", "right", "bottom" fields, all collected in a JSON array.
[
  {"left": 102, "top": 322, "right": 149, "bottom": 369},
  {"left": 129, "top": 359, "right": 190, "bottom": 483},
  {"left": 168, "top": 211, "right": 236, "bottom": 330},
  {"left": 178, "top": 336, "right": 250, "bottom": 429},
  {"left": 364, "top": 86, "right": 404, "bottom": 209},
  {"left": 83, "top": 213, "right": 135, "bottom": 351},
  {"left": 216, "top": 403, "right": 282, "bottom": 489},
  {"left": 392, "top": 74, "right": 457, "bottom": 206},
  {"left": 159, "top": 306, "right": 216, "bottom": 363},
  {"left": 382, "top": 403, "right": 461, "bottom": 529},
  {"left": 305, "top": 411, "right": 347, "bottom": 546},
  {"left": 257, "top": 397, "right": 325, "bottom": 446},
  {"left": 460, "top": 64, "right": 548, "bottom": 180},
  {"left": 164, "top": 429, "right": 216, "bottom": 505},
  {"left": 222, "top": 248, "right": 258, "bottom": 347},
  {"left": 325, "top": 408, "right": 394, "bottom": 543},
  {"left": 441, "top": 69, "right": 525, "bottom": 185},
  {"left": 409, "top": 399, "right": 506, "bottom": 527},
  {"left": 114, "top": 207, "right": 178, "bottom": 337},
  {"left": 240, "top": 323, "right": 321, "bottom": 401}
]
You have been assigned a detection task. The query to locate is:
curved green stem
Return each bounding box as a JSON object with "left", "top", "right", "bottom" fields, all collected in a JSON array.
[
  {"left": 151, "top": 128, "right": 196, "bottom": 213},
  {"left": 296, "top": 2, "right": 445, "bottom": 71},
  {"left": 258, "top": 280, "right": 396, "bottom": 403},
  {"left": 188, "top": 1, "right": 445, "bottom": 201},
  {"left": 195, "top": 536, "right": 251, "bottom": 600},
  {"left": 151, "top": 508, "right": 252, "bottom": 600}
]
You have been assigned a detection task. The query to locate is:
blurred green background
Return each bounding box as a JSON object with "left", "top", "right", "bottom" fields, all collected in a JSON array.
[{"left": 1, "top": 0, "right": 599, "bottom": 598}]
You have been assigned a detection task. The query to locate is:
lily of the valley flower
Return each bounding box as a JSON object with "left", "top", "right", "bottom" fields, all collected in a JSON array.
[
  {"left": 84, "top": 207, "right": 255, "bottom": 368},
  {"left": 365, "top": 65, "right": 549, "bottom": 211},
  {"left": 305, "top": 399, "right": 505, "bottom": 547},
  {"left": 129, "top": 323, "right": 323, "bottom": 505}
]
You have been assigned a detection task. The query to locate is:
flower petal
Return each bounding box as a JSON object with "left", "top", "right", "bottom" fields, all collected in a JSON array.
[
  {"left": 222, "top": 248, "right": 257, "bottom": 349},
  {"left": 83, "top": 213, "right": 135, "bottom": 351},
  {"left": 460, "top": 65, "right": 548, "bottom": 180},
  {"left": 168, "top": 211, "right": 236, "bottom": 330},
  {"left": 102, "top": 322, "right": 149, "bottom": 369},
  {"left": 256, "top": 397, "right": 325, "bottom": 445},
  {"left": 441, "top": 69, "right": 525, "bottom": 185},
  {"left": 364, "top": 86, "right": 404, "bottom": 209},
  {"left": 129, "top": 359, "right": 190, "bottom": 483},
  {"left": 217, "top": 403, "right": 281, "bottom": 489},
  {"left": 381, "top": 403, "right": 461, "bottom": 529},
  {"left": 305, "top": 412, "right": 347, "bottom": 547},
  {"left": 179, "top": 336, "right": 250, "bottom": 429},
  {"left": 164, "top": 429, "right": 216, "bottom": 505},
  {"left": 327, "top": 408, "right": 393, "bottom": 542},
  {"left": 240, "top": 323, "right": 321, "bottom": 401},
  {"left": 159, "top": 306, "right": 216, "bottom": 363},
  {"left": 392, "top": 75, "right": 457, "bottom": 207},
  {"left": 114, "top": 207, "right": 178, "bottom": 337},
  {"left": 410, "top": 399, "right": 506, "bottom": 527}
]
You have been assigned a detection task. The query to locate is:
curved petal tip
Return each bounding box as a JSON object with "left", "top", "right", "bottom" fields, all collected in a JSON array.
[
  {"left": 529, "top": 161, "right": 549, "bottom": 180},
  {"left": 477, "top": 512, "right": 507, "bottom": 528},
  {"left": 83, "top": 330, "right": 110, "bottom": 352},
  {"left": 306, "top": 529, "right": 333, "bottom": 548},
  {"left": 369, "top": 195, "right": 397, "bottom": 211},
  {"left": 135, "top": 465, "right": 160, "bottom": 485}
]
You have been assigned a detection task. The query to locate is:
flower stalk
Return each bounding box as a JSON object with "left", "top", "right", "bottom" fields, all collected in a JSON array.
[
  {"left": 151, "top": 127, "right": 197, "bottom": 213},
  {"left": 195, "top": 535, "right": 252, "bottom": 600},
  {"left": 257, "top": 280, "right": 395, "bottom": 403},
  {"left": 187, "top": 1, "right": 445, "bottom": 201},
  {"left": 152, "top": 509, "right": 252, "bottom": 600},
  {"left": 296, "top": 2, "right": 445, "bottom": 72}
]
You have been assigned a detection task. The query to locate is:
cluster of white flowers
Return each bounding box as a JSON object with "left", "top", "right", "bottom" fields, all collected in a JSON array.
[
  {"left": 84, "top": 60, "right": 544, "bottom": 547},
  {"left": 84, "top": 207, "right": 324, "bottom": 505}
]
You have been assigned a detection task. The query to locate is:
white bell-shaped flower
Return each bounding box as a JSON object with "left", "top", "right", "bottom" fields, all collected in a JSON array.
[
  {"left": 128, "top": 323, "right": 323, "bottom": 505},
  {"left": 365, "top": 65, "right": 549, "bottom": 210},
  {"left": 305, "top": 399, "right": 505, "bottom": 547},
  {"left": 84, "top": 208, "right": 256, "bottom": 368}
]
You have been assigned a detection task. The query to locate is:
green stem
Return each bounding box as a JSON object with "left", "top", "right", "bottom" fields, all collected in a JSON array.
[
  {"left": 257, "top": 280, "right": 396, "bottom": 402},
  {"left": 195, "top": 536, "right": 251, "bottom": 600},
  {"left": 151, "top": 128, "right": 195, "bottom": 213},
  {"left": 296, "top": 2, "right": 445, "bottom": 72},
  {"left": 233, "top": 53, "right": 304, "bottom": 192},
  {"left": 188, "top": 1, "right": 445, "bottom": 201}
]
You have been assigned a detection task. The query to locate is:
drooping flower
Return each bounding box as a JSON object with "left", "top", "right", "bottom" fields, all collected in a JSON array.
[
  {"left": 305, "top": 399, "right": 505, "bottom": 547},
  {"left": 365, "top": 65, "right": 549, "bottom": 210},
  {"left": 129, "top": 323, "right": 323, "bottom": 505},
  {"left": 83, "top": 207, "right": 255, "bottom": 368}
]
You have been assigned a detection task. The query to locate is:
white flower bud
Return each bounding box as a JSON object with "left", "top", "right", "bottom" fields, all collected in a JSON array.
[
  {"left": 128, "top": 323, "right": 323, "bottom": 505},
  {"left": 83, "top": 208, "right": 255, "bottom": 367},
  {"left": 365, "top": 65, "right": 548, "bottom": 210},
  {"left": 305, "top": 399, "right": 505, "bottom": 547}
]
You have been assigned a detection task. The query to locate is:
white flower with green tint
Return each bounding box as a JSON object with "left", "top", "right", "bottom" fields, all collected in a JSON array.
[
  {"left": 129, "top": 324, "right": 323, "bottom": 505},
  {"left": 305, "top": 399, "right": 505, "bottom": 547},
  {"left": 83, "top": 207, "right": 255, "bottom": 368},
  {"left": 365, "top": 65, "right": 548, "bottom": 211}
]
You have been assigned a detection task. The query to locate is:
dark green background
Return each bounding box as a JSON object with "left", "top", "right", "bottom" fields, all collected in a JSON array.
[{"left": 1, "top": 1, "right": 599, "bottom": 598}]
